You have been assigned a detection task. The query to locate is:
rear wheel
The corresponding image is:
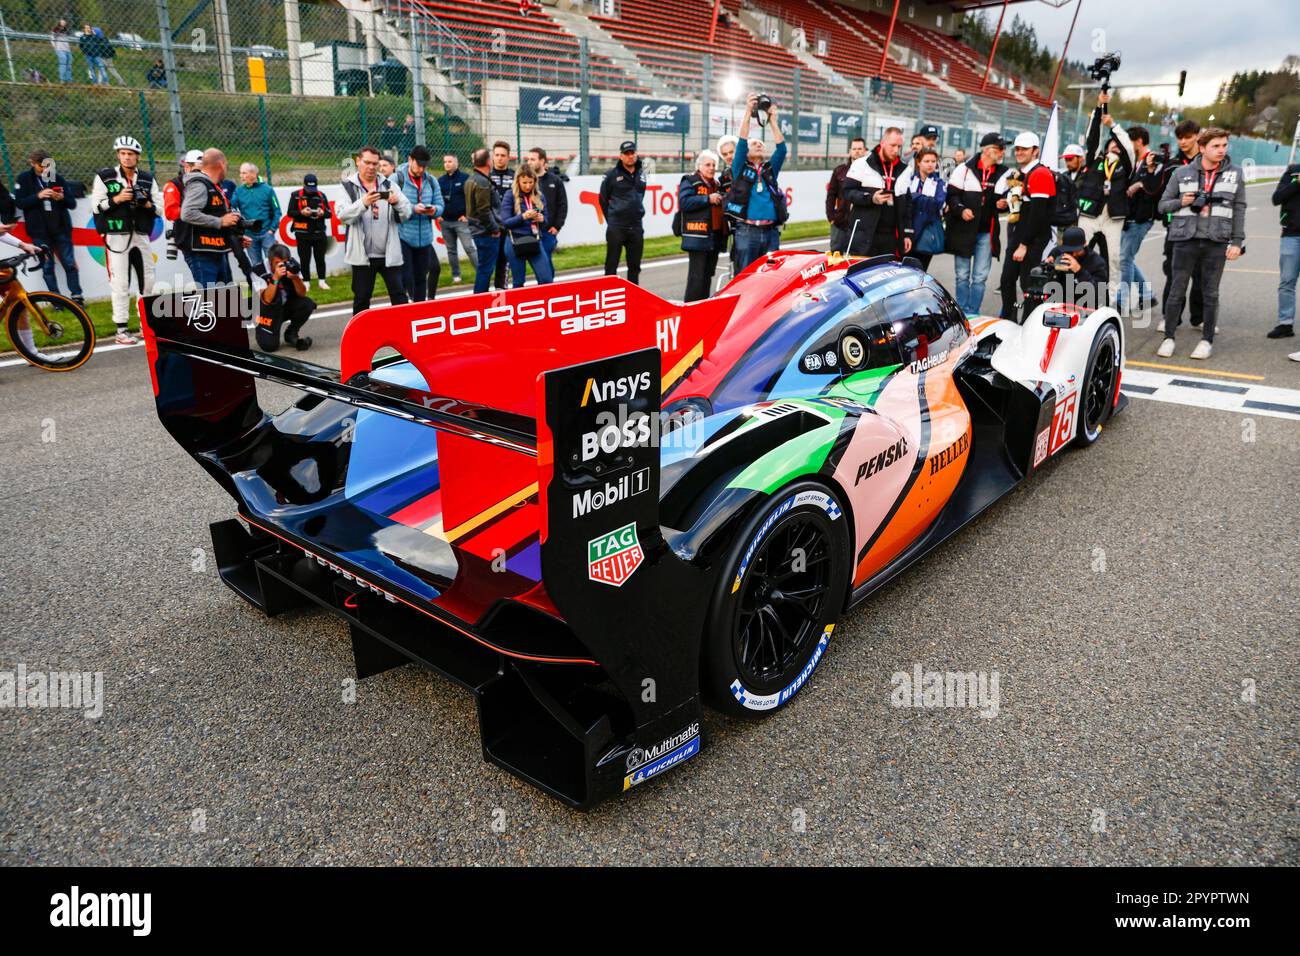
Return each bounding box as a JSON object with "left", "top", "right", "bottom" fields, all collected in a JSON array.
[
  {"left": 6, "top": 292, "right": 95, "bottom": 371},
  {"left": 1075, "top": 322, "right": 1120, "bottom": 446},
  {"left": 703, "top": 481, "right": 851, "bottom": 717}
]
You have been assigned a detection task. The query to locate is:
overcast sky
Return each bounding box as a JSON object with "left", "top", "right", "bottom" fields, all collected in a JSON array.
[{"left": 989, "top": 0, "right": 1296, "bottom": 105}]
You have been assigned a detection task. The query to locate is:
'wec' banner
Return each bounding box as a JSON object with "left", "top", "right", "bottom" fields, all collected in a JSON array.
[
  {"left": 625, "top": 98, "right": 690, "bottom": 135},
  {"left": 519, "top": 87, "right": 602, "bottom": 128}
]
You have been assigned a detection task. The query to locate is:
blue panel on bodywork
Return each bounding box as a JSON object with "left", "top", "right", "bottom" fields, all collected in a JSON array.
[{"left": 344, "top": 361, "right": 440, "bottom": 503}]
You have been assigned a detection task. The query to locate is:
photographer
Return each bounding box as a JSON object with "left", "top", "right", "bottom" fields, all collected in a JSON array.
[
  {"left": 1156, "top": 128, "right": 1246, "bottom": 360},
  {"left": 255, "top": 244, "right": 315, "bottom": 353},
  {"left": 1076, "top": 92, "right": 1135, "bottom": 308},
  {"left": 163, "top": 149, "right": 203, "bottom": 272},
  {"left": 1117, "top": 125, "right": 1163, "bottom": 313},
  {"left": 181, "top": 148, "right": 243, "bottom": 289},
  {"left": 287, "top": 173, "right": 333, "bottom": 289},
  {"left": 13, "top": 148, "right": 85, "bottom": 308},
  {"left": 1042, "top": 226, "right": 1109, "bottom": 311},
  {"left": 337, "top": 145, "right": 412, "bottom": 315},
  {"left": 725, "top": 94, "right": 787, "bottom": 274},
  {"left": 90, "top": 135, "right": 163, "bottom": 343}
]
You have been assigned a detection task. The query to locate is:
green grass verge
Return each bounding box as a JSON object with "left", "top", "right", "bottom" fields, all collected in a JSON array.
[{"left": 1, "top": 220, "right": 830, "bottom": 352}]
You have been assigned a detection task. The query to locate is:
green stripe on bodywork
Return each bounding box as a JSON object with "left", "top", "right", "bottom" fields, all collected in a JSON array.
[
  {"left": 728, "top": 403, "right": 844, "bottom": 494},
  {"left": 826, "top": 363, "right": 901, "bottom": 406}
]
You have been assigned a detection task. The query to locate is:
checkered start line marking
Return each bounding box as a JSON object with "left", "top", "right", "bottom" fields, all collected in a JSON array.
[{"left": 1121, "top": 368, "right": 1300, "bottom": 422}]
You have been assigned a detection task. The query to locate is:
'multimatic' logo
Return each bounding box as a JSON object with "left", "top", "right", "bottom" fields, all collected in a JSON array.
[
  {"left": 927, "top": 432, "right": 970, "bottom": 475},
  {"left": 855, "top": 436, "right": 908, "bottom": 484}
]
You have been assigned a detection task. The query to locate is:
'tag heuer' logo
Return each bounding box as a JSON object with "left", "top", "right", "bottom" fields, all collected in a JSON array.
[{"left": 587, "top": 522, "right": 644, "bottom": 587}]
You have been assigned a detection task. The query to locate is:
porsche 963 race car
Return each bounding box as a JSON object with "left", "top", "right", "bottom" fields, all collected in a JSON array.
[{"left": 139, "top": 250, "right": 1125, "bottom": 807}]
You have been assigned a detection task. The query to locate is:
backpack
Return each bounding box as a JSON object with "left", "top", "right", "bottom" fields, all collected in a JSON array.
[{"left": 1051, "top": 171, "right": 1079, "bottom": 227}]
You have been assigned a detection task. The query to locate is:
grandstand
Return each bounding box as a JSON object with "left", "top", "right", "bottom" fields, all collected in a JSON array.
[{"left": 0, "top": 0, "right": 1064, "bottom": 182}]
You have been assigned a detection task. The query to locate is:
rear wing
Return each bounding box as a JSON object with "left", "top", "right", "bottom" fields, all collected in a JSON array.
[{"left": 139, "top": 278, "right": 733, "bottom": 806}]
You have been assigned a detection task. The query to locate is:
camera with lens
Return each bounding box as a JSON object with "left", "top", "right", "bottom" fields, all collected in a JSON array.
[
  {"left": 1089, "top": 52, "right": 1122, "bottom": 92},
  {"left": 241, "top": 218, "right": 263, "bottom": 234},
  {"left": 284, "top": 257, "right": 301, "bottom": 276},
  {"left": 165, "top": 226, "right": 178, "bottom": 260},
  {"left": 1188, "top": 191, "right": 1211, "bottom": 213},
  {"left": 751, "top": 94, "right": 772, "bottom": 117},
  {"left": 131, "top": 181, "right": 151, "bottom": 205}
]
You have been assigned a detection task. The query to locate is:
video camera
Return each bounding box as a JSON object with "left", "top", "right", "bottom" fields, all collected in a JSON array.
[{"left": 1089, "top": 52, "right": 1121, "bottom": 94}]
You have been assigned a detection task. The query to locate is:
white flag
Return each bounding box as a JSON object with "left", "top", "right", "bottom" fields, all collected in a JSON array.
[{"left": 1040, "top": 103, "right": 1061, "bottom": 169}]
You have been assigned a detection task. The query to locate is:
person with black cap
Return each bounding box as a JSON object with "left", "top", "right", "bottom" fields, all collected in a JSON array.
[
  {"left": 944, "top": 132, "right": 1008, "bottom": 314},
  {"left": 1042, "top": 225, "right": 1109, "bottom": 311},
  {"left": 287, "top": 173, "right": 333, "bottom": 289},
  {"left": 599, "top": 140, "right": 647, "bottom": 284},
  {"left": 913, "top": 124, "right": 940, "bottom": 170}
]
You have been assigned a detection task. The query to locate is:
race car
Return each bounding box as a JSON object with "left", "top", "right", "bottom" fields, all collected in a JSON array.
[{"left": 139, "top": 250, "right": 1125, "bottom": 807}]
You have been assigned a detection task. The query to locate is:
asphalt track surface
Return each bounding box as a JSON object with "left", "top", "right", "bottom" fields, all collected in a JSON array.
[{"left": 1, "top": 191, "right": 1295, "bottom": 865}]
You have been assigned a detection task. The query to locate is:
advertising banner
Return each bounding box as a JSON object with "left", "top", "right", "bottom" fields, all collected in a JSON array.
[
  {"left": 626, "top": 98, "right": 690, "bottom": 135},
  {"left": 519, "top": 87, "right": 602, "bottom": 128}
]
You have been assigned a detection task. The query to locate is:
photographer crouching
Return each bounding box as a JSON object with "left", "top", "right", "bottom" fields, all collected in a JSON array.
[
  {"left": 255, "top": 243, "right": 315, "bottom": 353},
  {"left": 1042, "top": 226, "right": 1109, "bottom": 308}
]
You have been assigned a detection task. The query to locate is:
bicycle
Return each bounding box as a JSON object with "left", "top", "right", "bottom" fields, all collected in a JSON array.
[{"left": 1, "top": 250, "right": 96, "bottom": 371}]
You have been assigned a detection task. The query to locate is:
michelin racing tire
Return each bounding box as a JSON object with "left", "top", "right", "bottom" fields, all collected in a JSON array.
[
  {"left": 1074, "top": 321, "right": 1121, "bottom": 447},
  {"left": 703, "top": 480, "right": 851, "bottom": 718}
]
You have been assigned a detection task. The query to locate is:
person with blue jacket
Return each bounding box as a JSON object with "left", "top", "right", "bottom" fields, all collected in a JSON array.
[
  {"left": 499, "top": 165, "right": 553, "bottom": 287},
  {"left": 395, "top": 145, "right": 445, "bottom": 302},
  {"left": 901, "top": 147, "right": 947, "bottom": 271},
  {"left": 678, "top": 150, "right": 727, "bottom": 301},
  {"left": 725, "top": 93, "right": 787, "bottom": 275}
]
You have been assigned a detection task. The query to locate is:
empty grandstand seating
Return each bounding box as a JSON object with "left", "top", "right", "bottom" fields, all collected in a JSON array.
[
  {"left": 381, "top": 0, "right": 1045, "bottom": 134},
  {"left": 387, "top": 0, "right": 649, "bottom": 93},
  {"left": 591, "top": 0, "right": 858, "bottom": 111},
  {"left": 755, "top": 0, "right": 1050, "bottom": 108}
]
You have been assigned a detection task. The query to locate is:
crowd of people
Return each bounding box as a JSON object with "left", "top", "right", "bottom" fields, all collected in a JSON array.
[
  {"left": 818, "top": 93, "right": 1296, "bottom": 362},
  {"left": 1, "top": 93, "right": 1295, "bottom": 364}
]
